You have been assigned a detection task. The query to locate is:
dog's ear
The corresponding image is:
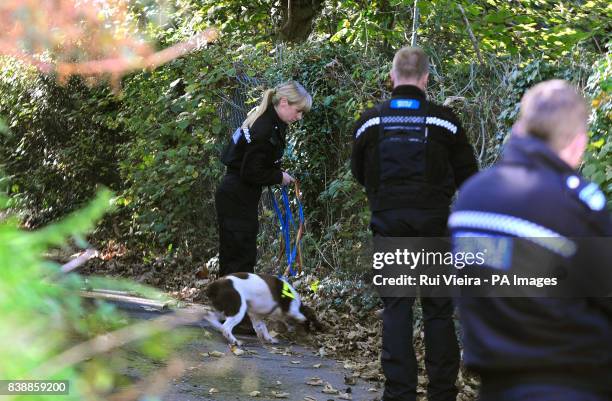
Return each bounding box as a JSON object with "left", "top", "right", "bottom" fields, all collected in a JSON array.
[{"left": 300, "top": 304, "right": 325, "bottom": 332}]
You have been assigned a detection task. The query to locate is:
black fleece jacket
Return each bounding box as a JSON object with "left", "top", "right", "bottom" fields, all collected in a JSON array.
[
  {"left": 351, "top": 85, "right": 478, "bottom": 210},
  {"left": 224, "top": 105, "right": 288, "bottom": 186}
]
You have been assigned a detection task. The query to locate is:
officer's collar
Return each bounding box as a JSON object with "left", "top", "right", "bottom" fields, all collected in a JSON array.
[
  {"left": 502, "top": 134, "right": 575, "bottom": 174},
  {"left": 391, "top": 85, "right": 426, "bottom": 99},
  {"left": 266, "top": 104, "right": 288, "bottom": 133}
]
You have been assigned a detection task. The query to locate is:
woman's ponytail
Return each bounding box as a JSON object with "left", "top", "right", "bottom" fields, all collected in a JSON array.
[{"left": 242, "top": 89, "right": 276, "bottom": 129}]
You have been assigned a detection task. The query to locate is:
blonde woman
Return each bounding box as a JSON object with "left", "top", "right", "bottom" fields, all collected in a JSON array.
[{"left": 216, "top": 81, "right": 312, "bottom": 278}]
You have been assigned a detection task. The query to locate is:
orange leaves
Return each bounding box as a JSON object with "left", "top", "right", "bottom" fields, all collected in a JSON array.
[{"left": 0, "top": 0, "right": 218, "bottom": 85}]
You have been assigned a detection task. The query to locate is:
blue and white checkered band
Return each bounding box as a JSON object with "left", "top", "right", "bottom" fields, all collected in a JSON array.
[
  {"left": 390, "top": 99, "right": 420, "bottom": 109},
  {"left": 426, "top": 117, "right": 457, "bottom": 134},
  {"left": 381, "top": 116, "right": 426, "bottom": 124},
  {"left": 355, "top": 116, "right": 458, "bottom": 138},
  {"left": 355, "top": 117, "right": 381, "bottom": 139},
  {"left": 243, "top": 128, "right": 251, "bottom": 143},
  {"left": 449, "top": 210, "right": 577, "bottom": 258}
]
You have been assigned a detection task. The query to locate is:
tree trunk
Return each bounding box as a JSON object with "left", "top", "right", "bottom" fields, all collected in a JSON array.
[{"left": 277, "top": 0, "right": 325, "bottom": 42}]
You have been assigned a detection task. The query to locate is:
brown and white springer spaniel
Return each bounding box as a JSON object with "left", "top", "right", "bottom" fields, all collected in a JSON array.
[{"left": 204, "top": 273, "right": 321, "bottom": 345}]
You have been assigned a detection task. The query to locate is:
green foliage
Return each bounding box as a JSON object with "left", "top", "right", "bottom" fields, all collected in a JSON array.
[
  {"left": 328, "top": 0, "right": 611, "bottom": 62},
  {"left": 0, "top": 187, "right": 187, "bottom": 399},
  {"left": 138, "top": 0, "right": 276, "bottom": 45},
  {"left": 0, "top": 0, "right": 610, "bottom": 278},
  {"left": 146, "top": 0, "right": 610, "bottom": 61},
  {"left": 4, "top": 2, "right": 609, "bottom": 399},
  {"left": 490, "top": 57, "right": 592, "bottom": 164},
  {"left": 0, "top": 190, "right": 113, "bottom": 399},
  {"left": 0, "top": 57, "right": 125, "bottom": 227},
  {"left": 583, "top": 48, "right": 612, "bottom": 208},
  {"left": 421, "top": 0, "right": 610, "bottom": 59},
  {"left": 240, "top": 40, "right": 384, "bottom": 273},
  {"left": 114, "top": 50, "right": 232, "bottom": 258}
]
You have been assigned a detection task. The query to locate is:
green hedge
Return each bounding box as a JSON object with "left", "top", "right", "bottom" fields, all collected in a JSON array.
[{"left": 0, "top": 40, "right": 609, "bottom": 277}]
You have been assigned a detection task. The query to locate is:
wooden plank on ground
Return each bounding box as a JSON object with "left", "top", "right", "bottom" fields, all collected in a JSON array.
[{"left": 80, "top": 290, "right": 173, "bottom": 311}]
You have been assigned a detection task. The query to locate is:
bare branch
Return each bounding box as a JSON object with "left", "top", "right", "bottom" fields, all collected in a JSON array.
[
  {"left": 479, "top": 119, "right": 487, "bottom": 166},
  {"left": 456, "top": 4, "right": 485, "bottom": 66},
  {"left": 411, "top": 0, "right": 419, "bottom": 47},
  {"left": 56, "top": 29, "right": 219, "bottom": 78},
  {"left": 61, "top": 249, "right": 98, "bottom": 274}
]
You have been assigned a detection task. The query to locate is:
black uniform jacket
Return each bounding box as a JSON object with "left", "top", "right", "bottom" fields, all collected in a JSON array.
[
  {"left": 351, "top": 85, "right": 478, "bottom": 211},
  {"left": 223, "top": 105, "right": 287, "bottom": 186},
  {"left": 449, "top": 134, "right": 612, "bottom": 392}
]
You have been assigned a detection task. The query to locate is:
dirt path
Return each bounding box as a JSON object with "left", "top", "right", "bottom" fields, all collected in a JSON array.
[{"left": 116, "top": 302, "right": 382, "bottom": 401}]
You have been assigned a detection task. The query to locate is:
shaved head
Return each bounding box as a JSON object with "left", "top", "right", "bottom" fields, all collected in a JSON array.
[
  {"left": 392, "top": 47, "right": 429, "bottom": 81},
  {"left": 516, "top": 79, "right": 588, "bottom": 152}
]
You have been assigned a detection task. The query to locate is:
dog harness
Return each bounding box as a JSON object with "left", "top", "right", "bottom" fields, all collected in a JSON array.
[{"left": 281, "top": 280, "right": 296, "bottom": 299}]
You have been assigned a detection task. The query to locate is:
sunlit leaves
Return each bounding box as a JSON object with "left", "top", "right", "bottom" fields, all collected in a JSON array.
[
  {"left": 322, "top": 0, "right": 609, "bottom": 61},
  {"left": 583, "top": 49, "right": 612, "bottom": 208},
  {"left": 0, "top": 189, "right": 111, "bottom": 398}
]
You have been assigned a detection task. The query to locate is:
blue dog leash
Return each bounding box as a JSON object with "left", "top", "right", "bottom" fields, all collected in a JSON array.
[{"left": 269, "top": 182, "right": 304, "bottom": 277}]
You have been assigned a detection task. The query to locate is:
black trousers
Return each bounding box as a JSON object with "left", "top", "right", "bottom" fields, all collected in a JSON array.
[
  {"left": 215, "top": 174, "right": 262, "bottom": 277},
  {"left": 372, "top": 208, "right": 460, "bottom": 401}
]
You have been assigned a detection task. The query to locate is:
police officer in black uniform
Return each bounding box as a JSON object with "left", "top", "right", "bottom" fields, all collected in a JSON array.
[
  {"left": 449, "top": 80, "right": 612, "bottom": 401},
  {"left": 217, "top": 81, "right": 312, "bottom": 277},
  {"left": 351, "top": 47, "right": 478, "bottom": 401}
]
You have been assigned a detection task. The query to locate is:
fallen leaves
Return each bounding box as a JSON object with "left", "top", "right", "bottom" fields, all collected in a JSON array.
[
  {"left": 202, "top": 350, "right": 224, "bottom": 358},
  {"left": 230, "top": 345, "right": 245, "bottom": 356},
  {"left": 89, "top": 261, "right": 480, "bottom": 401},
  {"left": 305, "top": 377, "right": 324, "bottom": 386},
  {"left": 268, "top": 346, "right": 296, "bottom": 356},
  {"left": 341, "top": 360, "right": 383, "bottom": 381},
  {"left": 321, "top": 383, "right": 339, "bottom": 395},
  {"left": 306, "top": 378, "right": 354, "bottom": 400}
]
